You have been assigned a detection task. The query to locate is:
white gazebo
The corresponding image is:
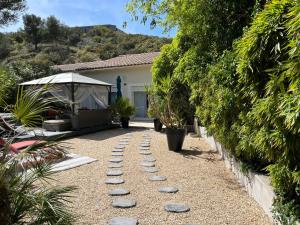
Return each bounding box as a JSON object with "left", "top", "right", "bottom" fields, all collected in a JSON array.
[
  {"left": 20, "top": 73, "right": 113, "bottom": 130},
  {"left": 21, "top": 72, "right": 112, "bottom": 112}
]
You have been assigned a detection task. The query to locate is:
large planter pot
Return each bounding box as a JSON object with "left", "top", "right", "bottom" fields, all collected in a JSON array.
[
  {"left": 166, "top": 127, "right": 186, "bottom": 151},
  {"left": 120, "top": 117, "right": 130, "bottom": 128},
  {"left": 154, "top": 118, "right": 163, "bottom": 132}
]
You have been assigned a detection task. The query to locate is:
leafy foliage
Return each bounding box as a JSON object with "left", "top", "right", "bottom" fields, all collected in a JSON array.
[
  {"left": 130, "top": 0, "right": 300, "bottom": 222},
  {"left": 0, "top": 0, "right": 25, "bottom": 27},
  {"left": 111, "top": 97, "right": 136, "bottom": 119}
]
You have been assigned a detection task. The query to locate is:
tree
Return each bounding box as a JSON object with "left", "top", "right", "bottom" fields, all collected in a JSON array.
[
  {"left": 46, "top": 15, "right": 61, "bottom": 43},
  {"left": 23, "top": 14, "right": 43, "bottom": 50},
  {"left": 0, "top": 0, "right": 26, "bottom": 27}
]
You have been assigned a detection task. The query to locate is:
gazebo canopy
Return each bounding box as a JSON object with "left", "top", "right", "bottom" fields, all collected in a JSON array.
[{"left": 20, "top": 72, "right": 112, "bottom": 86}]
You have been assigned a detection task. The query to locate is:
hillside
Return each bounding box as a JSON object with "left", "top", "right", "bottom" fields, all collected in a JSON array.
[{"left": 0, "top": 24, "right": 171, "bottom": 66}]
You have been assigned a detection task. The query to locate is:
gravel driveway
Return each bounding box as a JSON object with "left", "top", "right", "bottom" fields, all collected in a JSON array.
[{"left": 52, "top": 128, "right": 272, "bottom": 225}]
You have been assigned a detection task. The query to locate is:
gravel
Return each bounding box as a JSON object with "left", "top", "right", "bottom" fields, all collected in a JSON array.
[{"left": 51, "top": 128, "right": 272, "bottom": 225}]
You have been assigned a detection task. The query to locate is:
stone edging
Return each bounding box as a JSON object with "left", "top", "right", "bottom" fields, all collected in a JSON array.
[{"left": 199, "top": 126, "right": 275, "bottom": 221}]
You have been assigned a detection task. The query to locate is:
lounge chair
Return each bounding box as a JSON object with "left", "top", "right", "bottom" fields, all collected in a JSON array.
[
  {"left": 0, "top": 137, "right": 46, "bottom": 154},
  {"left": 0, "top": 115, "right": 35, "bottom": 139}
]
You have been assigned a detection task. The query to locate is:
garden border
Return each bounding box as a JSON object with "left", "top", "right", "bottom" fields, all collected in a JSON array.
[{"left": 199, "top": 126, "right": 275, "bottom": 221}]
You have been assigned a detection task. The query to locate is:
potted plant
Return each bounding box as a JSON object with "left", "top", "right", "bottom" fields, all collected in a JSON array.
[
  {"left": 146, "top": 85, "right": 163, "bottom": 132},
  {"left": 155, "top": 76, "right": 189, "bottom": 151},
  {"left": 111, "top": 97, "right": 135, "bottom": 128}
]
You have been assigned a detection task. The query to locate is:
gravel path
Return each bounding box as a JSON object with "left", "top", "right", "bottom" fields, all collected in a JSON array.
[{"left": 52, "top": 128, "right": 272, "bottom": 225}]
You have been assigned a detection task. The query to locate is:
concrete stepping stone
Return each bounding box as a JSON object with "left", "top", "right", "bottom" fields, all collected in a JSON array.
[
  {"left": 108, "top": 188, "right": 130, "bottom": 196},
  {"left": 105, "top": 178, "right": 125, "bottom": 184},
  {"left": 112, "top": 198, "right": 136, "bottom": 208},
  {"left": 141, "top": 162, "right": 155, "bottom": 167},
  {"left": 149, "top": 175, "right": 166, "bottom": 181},
  {"left": 143, "top": 156, "right": 156, "bottom": 162},
  {"left": 107, "top": 170, "right": 123, "bottom": 176},
  {"left": 109, "top": 217, "right": 138, "bottom": 225},
  {"left": 139, "top": 151, "right": 152, "bottom": 155},
  {"left": 143, "top": 167, "right": 159, "bottom": 173},
  {"left": 112, "top": 152, "right": 123, "bottom": 156},
  {"left": 109, "top": 158, "right": 123, "bottom": 163},
  {"left": 158, "top": 187, "right": 178, "bottom": 193},
  {"left": 112, "top": 149, "right": 123, "bottom": 152},
  {"left": 139, "top": 147, "right": 150, "bottom": 151},
  {"left": 108, "top": 164, "right": 123, "bottom": 168},
  {"left": 164, "top": 203, "right": 190, "bottom": 213},
  {"left": 140, "top": 143, "right": 150, "bottom": 147},
  {"left": 115, "top": 145, "right": 125, "bottom": 149}
]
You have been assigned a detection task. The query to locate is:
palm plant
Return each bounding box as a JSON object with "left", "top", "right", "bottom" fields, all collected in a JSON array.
[
  {"left": 111, "top": 97, "right": 135, "bottom": 119},
  {"left": 0, "top": 84, "right": 77, "bottom": 224}
]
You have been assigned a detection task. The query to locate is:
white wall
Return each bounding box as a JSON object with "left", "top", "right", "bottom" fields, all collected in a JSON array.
[
  {"left": 80, "top": 65, "right": 152, "bottom": 118},
  {"left": 80, "top": 64, "right": 152, "bottom": 104}
]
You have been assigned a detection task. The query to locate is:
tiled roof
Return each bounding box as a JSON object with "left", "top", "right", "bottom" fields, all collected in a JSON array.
[{"left": 53, "top": 52, "right": 160, "bottom": 72}]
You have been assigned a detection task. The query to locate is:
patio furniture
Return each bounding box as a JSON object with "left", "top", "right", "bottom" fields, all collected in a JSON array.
[
  {"left": 0, "top": 137, "right": 46, "bottom": 154},
  {"left": 43, "top": 119, "right": 72, "bottom": 132}
]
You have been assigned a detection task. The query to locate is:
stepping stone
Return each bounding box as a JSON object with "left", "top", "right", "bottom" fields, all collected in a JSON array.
[
  {"left": 112, "top": 198, "right": 136, "bottom": 208},
  {"left": 108, "top": 188, "right": 130, "bottom": 196},
  {"left": 139, "top": 147, "right": 150, "bottom": 151},
  {"left": 143, "top": 156, "right": 156, "bottom": 162},
  {"left": 107, "top": 170, "right": 123, "bottom": 176},
  {"left": 112, "top": 149, "right": 123, "bottom": 152},
  {"left": 108, "top": 164, "right": 123, "bottom": 168},
  {"left": 164, "top": 203, "right": 190, "bottom": 213},
  {"left": 158, "top": 187, "right": 179, "bottom": 193},
  {"left": 105, "top": 178, "right": 125, "bottom": 184},
  {"left": 112, "top": 152, "right": 123, "bottom": 156},
  {"left": 149, "top": 175, "right": 166, "bottom": 181},
  {"left": 140, "top": 162, "right": 155, "bottom": 167},
  {"left": 140, "top": 143, "right": 150, "bottom": 147},
  {"left": 139, "top": 151, "right": 152, "bottom": 155},
  {"left": 109, "top": 217, "right": 138, "bottom": 225},
  {"left": 143, "top": 167, "right": 159, "bottom": 173},
  {"left": 115, "top": 145, "right": 125, "bottom": 149},
  {"left": 109, "top": 158, "right": 123, "bottom": 163}
]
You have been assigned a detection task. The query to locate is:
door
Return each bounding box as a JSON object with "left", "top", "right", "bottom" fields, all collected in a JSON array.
[{"left": 134, "top": 91, "right": 147, "bottom": 117}]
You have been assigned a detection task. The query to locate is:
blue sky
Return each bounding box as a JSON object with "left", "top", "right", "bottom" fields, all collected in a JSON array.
[{"left": 1, "top": 0, "right": 175, "bottom": 37}]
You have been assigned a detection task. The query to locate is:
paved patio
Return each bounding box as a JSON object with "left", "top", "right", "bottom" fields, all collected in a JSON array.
[{"left": 52, "top": 127, "right": 271, "bottom": 225}]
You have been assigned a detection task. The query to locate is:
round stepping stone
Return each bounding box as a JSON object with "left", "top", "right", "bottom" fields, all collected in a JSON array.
[
  {"left": 140, "top": 162, "right": 155, "bottom": 167},
  {"left": 112, "top": 198, "right": 136, "bottom": 208},
  {"left": 158, "top": 187, "right": 178, "bottom": 193},
  {"left": 107, "top": 170, "right": 123, "bottom": 176},
  {"left": 112, "top": 149, "right": 123, "bottom": 152},
  {"left": 164, "top": 203, "right": 190, "bottom": 213},
  {"left": 139, "top": 151, "right": 152, "bottom": 155},
  {"left": 143, "top": 157, "right": 156, "bottom": 162},
  {"left": 109, "top": 217, "right": 138, "bottom": 225},
  {"left": 140, "top": 143, "right": 150, "bottom": 147},
  {"left": 108, "top": 188, "right": 130, "bottom": 196},
  {"left": 112, "top": 153, "right": 123, "bottom": 156},
  {"left": 109, "top": 158, "right": 123, "bottom": 163},
  {"left": 149, "top": 175, "right": 166, "bottom": 181},
  {"left": 105, "top": 178, "right": 125, "bottom": 184},
  {"left": 108, "top": 164, "right": 123, "bottom": 168},
  {"left": 139, "top": 147, "right": 150, "bottom": 151},
  {"left": 115, "top": 145, "right": 125, "bottom": 149},
  {"left": 143, "top": 167, "right": 159, "bottom": 173}
]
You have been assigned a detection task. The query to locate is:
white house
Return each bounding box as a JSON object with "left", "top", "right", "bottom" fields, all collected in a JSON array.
[{"left": 54, "top": 52, "right": 159, "bottom": 118}]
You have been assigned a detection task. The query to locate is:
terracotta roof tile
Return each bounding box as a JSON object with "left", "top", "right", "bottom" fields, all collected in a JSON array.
[{"left": 53, "top": 52, "right": 160, "bottom": 72}]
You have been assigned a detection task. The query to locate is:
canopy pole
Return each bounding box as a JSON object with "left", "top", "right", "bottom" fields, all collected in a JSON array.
[
  {"left": 71, "top": 83, "right": 75, "bottom": 113},
  {"left": 108, "top": 86, "right": 112, "bottom": 105}
]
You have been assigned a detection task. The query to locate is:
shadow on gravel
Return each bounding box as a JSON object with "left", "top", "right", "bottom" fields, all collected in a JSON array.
[{"left": 179, "top": 147, "right": 221, "bottom": 162}]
